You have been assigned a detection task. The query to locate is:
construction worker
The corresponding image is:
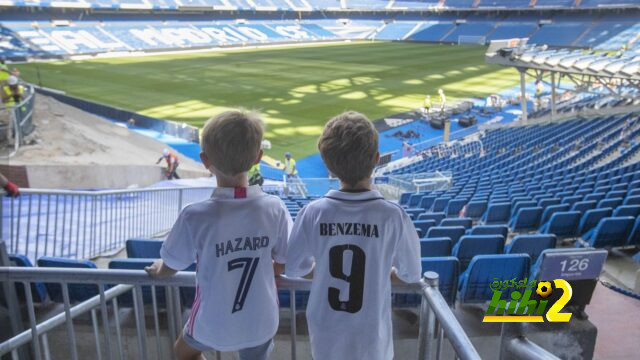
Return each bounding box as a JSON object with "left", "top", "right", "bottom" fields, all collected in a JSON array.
[
  {"left": 248, "top": 162, "right": 264, "bottom": 186},
  {"left": 0, "top": 57, "right": 9, "bottom": 84},
  {"left": 423, "top": 95, "right": 432, "bottom": 115},
  {"left": 438, "top": 88, "right": 446, "bottom": 113},
  {"left": 156, "top": 148, "right": 180, "bottom": 180},
  {"left": 2, "top": 76, "right": 24, "bottom": 106},
  {"left": 284, "top": 152, "right": 298, "bottom": 178}
]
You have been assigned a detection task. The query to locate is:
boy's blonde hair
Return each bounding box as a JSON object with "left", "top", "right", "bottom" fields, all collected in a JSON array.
[
  {"left": 318, "top": 111, "right": 378, "bottom": 187},
  {"left": 201, "top": 110, "right": 264, "bottom": 176}
]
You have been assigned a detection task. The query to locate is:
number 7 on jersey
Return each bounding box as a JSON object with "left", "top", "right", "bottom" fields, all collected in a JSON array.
[{"left": 228, "top": 257, "right": 260, "bottom": 313}]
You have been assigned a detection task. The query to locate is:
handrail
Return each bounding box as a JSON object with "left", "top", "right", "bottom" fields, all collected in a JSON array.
[{"left": 16, "top": 186, "right": 214, "bottom": 196}]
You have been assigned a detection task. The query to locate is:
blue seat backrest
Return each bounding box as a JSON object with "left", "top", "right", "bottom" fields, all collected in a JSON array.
[
  {"left": 570, "top": 200, "right": 596, "bottom": 214},
  {"left": 419, "top": 196, "right": 436, "bottom": 210},
  {"left": 627, "top": 216, "right": 640, "bottom": 246},
  {"left": 562, "top": 195, "right": 583, "bottom": 207},
  {"left": 598, "top": 197, "right": 623, "bottom": 209},
  {"left": 432, "top": 197, "right": 451, "bottom": 212},
  {"left": 583, "top": 216, "right": 635, "bottom": 248},
  {"left": 37, "top": 257, "right": 99, "bottom": 303},
  {"left": 459, "top": 254, "right": 530, "bottom": 303},
  {"left": 405, "top": 208, "right": 424, "bottom": 220},
  {"left": 452, "top": 235, "right": 505, "bottom": 272},
  {"left": 469, "top": 225, "right": 509, "bottom": 239},
  {"left": 578, "top": 208, "right": 613, "bottom": 235},
  {"left": 584, "top": 193, "right": 605, "bottom": 202},
  {"left": 420, "top": 238, "right": 452, "bottom": 257},
  {"left": 440, "top": 218, "right": 472, "bottom": 229},
  {"left": 421, "top": 257, "right": 459, "bottom": 305},
  {"left": 8, "top": 255, "right": 47, "bottom": 302},
  {"left": 126, "top": 238, "right": 163, "bottom": 259},
  {"left": 538, "top": 198, "right": 561, "bottom": 208},
  {"left": 623, "top": 195, "right": 640, "bottom": 206},
  {"left": 426, "top": 226, "right": 467, "bottom": 245},
  {"left": 613, "top": 205, "right": 640, "bottom": 218},
  {"left": 512, "top": 201, "right": 538, "bottom": 216},
  {"left": 483, "top": 202, "right": 511, "bottom": 224},
  {"left": 417, "top": 212, "right": 446, "bottom": 225},
  {"left": 540, "top": 204, "right": 571, "bottom": 225},
  {"left": 108, "top": 259, "right": 166, "bottom": 307},
  {"left": 408, "top": 193, "right": 424, "bottom": 207},
  {"left": 509, "top": 207, "right": 543, "bottom": 230},
  {"left": 413, "top": 220, "right": 436, "bottom": 237},
  {"left": 465, "top": 201, "right": 488, "bottom": 219},
  {"left": 399, "top": 192, "right": 412, "bottom": 206},
  {"left": 607, "top": 190, "right": 627, "bottom": 199},
  {"left": 505, "top": 234, "right": 556, "bottom": 262},
  {"left": 446, "top": 198, "right": 468, "bottom": 216},
  {"left": 541, "top": 211, "right": 581, "bottom": 237}
]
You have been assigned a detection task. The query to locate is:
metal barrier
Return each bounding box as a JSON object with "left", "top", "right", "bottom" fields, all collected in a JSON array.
[
  {"left": 0, "top": 266, "right": 482, "bottom": 360},
  {"left": 1, "top": 83, "right": 35, "bottom": 158},
  {"left": 1, "top": 187, "right": 214, "bottom": 262}
]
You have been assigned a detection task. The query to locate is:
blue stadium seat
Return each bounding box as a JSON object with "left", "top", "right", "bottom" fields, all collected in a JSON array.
[
  {"left": 420, "top": 238, "right": 452, "bottom": 257},
  {"left": 613, "top": 205, "right": 640, "bottom": 218},
  {"left": 108, "top": 259, "right": 166, "bottom": 307},
  {"left": 8, "top": 255, "right": 47, "bottom": 302},
  {"left": 440, "top": 218, "right": 473, "bottom": 229},
  {"left": 584, "top": 193, "right": 605, "bottom": 203},
  {"left": 530, "top": 248, "right": 595, "bottom": 280},
  {"left": 539, "top": 211, "right": 581, "bottom": 239},
  {"left": 446, "top": 198, "right": 468, "bottom": 217},
  {"left": 623, "top": 196, "right": 640, "bottom": 206},
  {"left": 512, "top": 200, "right": 538, "bottom": 216},
  {"left": 464, "top": 201, "right": 488, "bottom": 220},
  {"left": 538, "top": 198, "right": 561, "bottom": 208},
  {"left": 452, "top": 235, "right": 505, "bottom": 272},
  {"left": 509, "top": 207, "right": 543, "bottom": 233},
  {"left": 37, "top": 257, "right": 100, "bottom": 303},
  {"left": 504, "top": 234, "right": 556, "bottom": 262},
  {"left": 540, "top": 204, "right": 571, "bottom": 225},
  {"left": 414, "top": 220, "right": 437, "bottom": 238},
  {"left": 468, "top": 225, "right": 509, "bottom": 239},
  {"left": 579, "top": 216, "right": 635, "bottom": 248},
  {"left": 562, "top": 195, "right": 583, "bottom": 208},
  {"left": 417, "top": 212, "right": 446, "bottom": 225},
  {"left": 482, "top": 203, "right": 511, "bottom": 225},
  {"left": 571, "top": 200, "right": 597, "bottom": 214},
  {"left": 432, "top": 197, "right": 451, "bottom": 212},
  {"left": 606, "top": 190, "right": 627, "bottom": 199},
  {"left": 578, "top": 208, "right": 613, "bottom": 235},
  {"left": 627, "top": 217, "right": 640, "bottom": 246},
  {"left": 426, "top": 226, "right": 466, "bottom": 245},
  {"left": 419, "top": 196, "right": 437, "bottom": 210},
  {"left": 421, "top": 257, "right": 459, "bottom": 305},
  {"left": 126, "top": 238, "right": 163, "bottom": 258},
  {"left": 407, "top": 193, "right": 424, "bottom": 208},
  {"left": 406, "top": 209, "right": 424, "bottom": 220},
  {"left": 458, "top": 254, "right": 530, "bottom": 304},
  {"left": 598, "top": 197, "right": 623, "bottom": 209},
  {"left": 399, "top": 192, "right": 412, "bottom": 206}
]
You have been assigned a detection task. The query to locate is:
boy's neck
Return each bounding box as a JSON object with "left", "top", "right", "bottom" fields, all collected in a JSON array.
[
  {"left": 216, "top": 172, "right": 249, "bottom": 188},
  {"left": 339, "top": 179, "right": 372, "bottom": 192}
]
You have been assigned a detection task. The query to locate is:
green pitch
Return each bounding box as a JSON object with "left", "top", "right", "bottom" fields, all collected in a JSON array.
[{"left": 17, "top": 42, "right": 518, "bottom": 159}]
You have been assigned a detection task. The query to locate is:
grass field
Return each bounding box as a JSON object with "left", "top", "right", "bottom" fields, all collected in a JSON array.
[{"left": 17, "top": 42, "right": 519, "bottom": 159}]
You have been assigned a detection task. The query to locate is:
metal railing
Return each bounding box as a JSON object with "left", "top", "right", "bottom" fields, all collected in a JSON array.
[
  {"left": 0, "top": 267, "right": 482, "bottom": 360},
  {"left": 1, "top": 187, "right": 214, "bottom": 262},
  {"left": 1, "top": 83, "right": 35, "bottom": 158}
]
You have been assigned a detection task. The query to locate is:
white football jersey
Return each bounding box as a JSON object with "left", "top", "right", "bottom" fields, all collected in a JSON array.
[
  {"left": 285, "top": 189, "right": 422, "bottom": 360},
  {"left": 160, "top": 186, "right": 292, "bottom": 351}
]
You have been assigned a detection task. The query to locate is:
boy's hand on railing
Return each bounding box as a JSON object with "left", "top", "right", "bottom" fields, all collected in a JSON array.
[
  {"left": 3, "top": 181, "right": 19, "bottom": 197},
  {"left": 145, "top": 259, "right": 177, "bottom": 278}
]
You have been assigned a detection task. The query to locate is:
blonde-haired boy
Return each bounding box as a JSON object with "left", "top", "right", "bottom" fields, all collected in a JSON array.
[
  {"left": 146, "top": 110, "right": 291, "bottom": 360},
  {"left": 286, "top": 111, "right": 422, "bottom": 360}
]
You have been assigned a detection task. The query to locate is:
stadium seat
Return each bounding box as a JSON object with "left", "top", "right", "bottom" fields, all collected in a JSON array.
[
  {"left": 509, "top": 207, "right": 543, "bottom": 233},
  {"left": 406, "top": 209, "right": 424, "bottom": 220},
  {"left": 440, "top": 218, "right": 473, "bottom": 229},
  {"left": 126, "top": 238, "right": 163, "bottom": 258},
  {"left": 421, "top": 257, "right": 459, "bottom": 305},
  {"left": 399, "top": 192, "right": 412, "bottom": 206},
  {"left": 627, "top": 217, "right": 640, "bottom": 246},
  {"left": 571, "top": 200, "right": 597, "bottom": 214},
  {"left": 598, "top": 198, "right": 623, "bottom": 209},
  {"left": 538, "top": 198, "right": 561, "bottom": 208},
  {"left": 458, "top": 254, "right": 530, "bottom": 303},
  {"left": 426, "top": 226, "right": 466, "bottom": 245},
  {"left": 606, "top": 190, "right": 627, "bottom": 199},
  {"left": 539, "top": 211, "right": 581, "bottom": 239},
  {"left": 464, "top": 201, "right": 487, "bottom": 220},
  {"left": 561, "top": 195, "right": 583, "bottom": 208},
  {"left": 579, "top": 216, "right": 635, "bottom": 248},
  {"left": 452, "top": 235, "right": 505, "bottom": 272},
  {"left": 37, "top": 257, "right": 100, "bottom": 303},
  {"left": 481, "top": 203, "right": 511, "bottom": 225},
  {"left": 8, "top": 255, "right": 47, "bottom": 302},
  {"left": 108, "top": 259, "right": 166, "bottom": 307},
  {"left": 578, "top": 208, "right": 613, "bottom": 236},
  {"left": 446, "top": 198, "right": 468, "bottom": 217},
  {"left": 613, "top": 205, "right": 640, "bottom": 218},
  {"left": 419, "top": 196, "right": 437, "bottom": 210},
  {"left": 420, "top": 238, "right": 452, "bottom": 257},
  {"left": 623, "top": 196, "right": 640, "bottom": 206},
  {"left": 504, "top": 234, "right": 556, "bottom": 262},
  {"left": 512, "top": 200, "right": 538, "bottom": 216},
  {"left": 407, "top": 194, "right": 424, "bottom": 208},
  {"left": 540, "top": 204, "right": 571, "bottom": 225},
  {"left": 417, "top": 212, "right": 446, "bottom": 225},
  {"left": 584, "top": 193, "right": 606, "bottom": 203},
  {"left": 468, "top": 225, "right": 509, "bottom": 239},
  {"left": 413, "top": 220, "right": 437, "bottom": 237},
  {"left": 431, "top": 197, "right": 451, "bottom": 212}
]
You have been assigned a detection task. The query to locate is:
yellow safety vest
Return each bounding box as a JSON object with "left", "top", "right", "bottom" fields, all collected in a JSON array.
[
  {"left": 284, "top": 158, "right": 297, "bottom": 175},
  {"left": 2, "top": 85, "right": 24, "bottom": 106}
]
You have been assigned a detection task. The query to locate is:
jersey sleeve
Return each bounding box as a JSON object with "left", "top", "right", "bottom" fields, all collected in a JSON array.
[
  {"left": 392, "top": 211, "right": 422, "bottom": 283},
  {"left": 272, "top": 200, "right": 293, "bottom": 264},
  {"left": 160, "top": 208, "right": 196, "bottom": 271},
  {"left": 285, "top": 206, "right": 315, "bottom": 278}
]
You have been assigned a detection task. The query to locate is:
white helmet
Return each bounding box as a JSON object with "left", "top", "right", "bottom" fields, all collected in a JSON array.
[
  {"left": 162, "top": 148, "right": 169, "bottom": 156},
  {"left": 7, "top": 76, "right": 18, "bottom": 86}
]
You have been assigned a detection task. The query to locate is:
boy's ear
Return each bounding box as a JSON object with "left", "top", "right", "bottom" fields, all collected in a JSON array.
[
  {"left": 255, "top": 150, "right": 263, "bottom": 165},
  {"left": 374, "top": 151, "right": 380, "bottom": 164},
  {"left": 200, "top": 152, "right": 211, "bottom": 169}
]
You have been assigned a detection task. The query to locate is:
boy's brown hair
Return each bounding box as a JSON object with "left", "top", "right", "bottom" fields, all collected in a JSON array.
[
  {"left": 318, "top": 111, "right": 378, "bottom": 187},
  {"left": 201, "top": 110, "right": 264, "bottom": 176}
]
